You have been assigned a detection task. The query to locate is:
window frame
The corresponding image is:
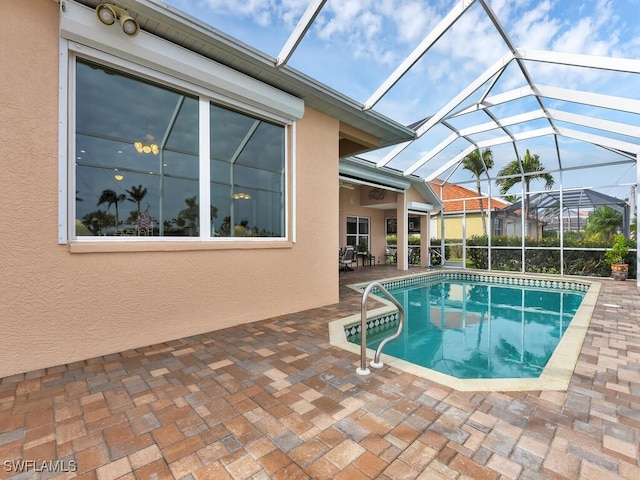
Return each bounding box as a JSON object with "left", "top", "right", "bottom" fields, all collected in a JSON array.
[
  {"left": 346, "top": 215, "right": 371, "bottom": 252},
  {"left": 61, "top": 41, "right": 298, "bottom": 247}
]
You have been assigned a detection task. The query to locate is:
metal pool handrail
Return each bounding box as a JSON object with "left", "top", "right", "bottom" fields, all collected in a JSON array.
[{"left": 356, "top": 281, "right": 405, "bottom": 375}]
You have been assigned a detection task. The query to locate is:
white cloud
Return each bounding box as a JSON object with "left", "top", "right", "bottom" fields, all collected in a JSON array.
[
  {"left": 197, "top": 0, "right": 310, "bottom": 27},
  {"left": 430, "top": 5, "right": 505, "bottom": 71},
  {"left": 385, "top": 1, "right": 439, "bottom": 44},
  {"left": 312, "top": 0, "right": 441, "bottom": 65},
  {"left": 508, "top": 1, "right": 560, "bottom": 50}
]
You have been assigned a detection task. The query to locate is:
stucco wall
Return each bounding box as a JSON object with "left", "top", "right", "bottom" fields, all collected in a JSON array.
[
  {"left": 0, "top": 0, "right": 339, "bottom": 378},
  {"left": 338, "top": 185, "right": 388, "bottom": 263},
  {"left": 438, "top": 214, "right": 486, "bottom": 239}
]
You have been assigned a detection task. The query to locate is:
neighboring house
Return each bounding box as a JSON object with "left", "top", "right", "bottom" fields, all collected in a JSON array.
[
  {"left": 429, "top": 181, "right": 542, "bottom": 238},
  {"left": 0, "top": 0, "right": 439, "bottom": 378}
]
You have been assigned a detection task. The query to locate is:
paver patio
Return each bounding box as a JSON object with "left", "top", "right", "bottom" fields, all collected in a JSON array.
[{"left": 1, "top": 266, "right": 639, "bottom": 479}]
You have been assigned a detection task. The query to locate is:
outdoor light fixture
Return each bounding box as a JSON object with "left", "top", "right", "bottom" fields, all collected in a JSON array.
[
  {"left": 114, "top": 174, "right": 124, "bottom": 181},
  {"left": 232, "top": 193, "right": 251, "bottom": 200},
  {"left": 96, "top": 3, "right": 140, "bottom": 37}
]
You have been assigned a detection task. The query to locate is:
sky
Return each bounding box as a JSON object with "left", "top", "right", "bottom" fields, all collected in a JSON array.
[{"left": 162, "top": 0, "right": 640, "bottom": 201}]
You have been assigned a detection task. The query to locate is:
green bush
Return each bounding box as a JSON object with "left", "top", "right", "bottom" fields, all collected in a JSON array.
[
  {"left": 409, "top": 234, "right": 421, "bottom": 245},
  {"left": 462, "top": 235, "right": 636, "bottom": 278}
]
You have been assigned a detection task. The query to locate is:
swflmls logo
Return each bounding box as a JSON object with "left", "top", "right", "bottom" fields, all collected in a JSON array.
[{"left": 3, "top": 460, "right": 78, "bottom": 473}]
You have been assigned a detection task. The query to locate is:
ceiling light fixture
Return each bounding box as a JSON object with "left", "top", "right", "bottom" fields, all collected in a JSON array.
[
  {"left": 96, "top": 3, "right": 140, "bottom": 37},
  {"left": 232, "top": 193, "right": 251, "bottom": 200},
  {"left": 134, "top": 134, "right": 159, "bottom": 155},
  {"left": 134, "top": 141, "right": 159, "bottom": 155}
]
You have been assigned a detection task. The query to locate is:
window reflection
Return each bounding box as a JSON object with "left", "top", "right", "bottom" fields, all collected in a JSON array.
[
  {"left": 75, "top": 59, "right": 199, "bottom": 237},
  {"left": 74, "top": 58, "right": 287, "bottom": 240},
  {"left": 210, "top": 104, "right": 285, "bottom": 237}
]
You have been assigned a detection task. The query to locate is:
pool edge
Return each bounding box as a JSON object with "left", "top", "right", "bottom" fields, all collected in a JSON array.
[{"left": 329, "top": 270, "right": 601, "bottom": 392}]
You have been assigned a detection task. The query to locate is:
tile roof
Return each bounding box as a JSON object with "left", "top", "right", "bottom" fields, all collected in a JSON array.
[{"left": 429, "top": 181, "right": 510, "bottom": 213}]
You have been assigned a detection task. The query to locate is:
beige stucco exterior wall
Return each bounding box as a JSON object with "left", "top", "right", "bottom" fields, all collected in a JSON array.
[
  {"left": 338, "top": 185, "right": 387, "bottom": 263},
  {"left": 0, "top": 0, "right": 339, "bottom": 378},
  {"left": 433, "top": 214, "right": 486, "bottom": 239},
  {"left": 432, "top": 213, "right": 543, "bottom": 239},
  {"left": 338, "top": 184, "right": 434, "bottom": 267}
]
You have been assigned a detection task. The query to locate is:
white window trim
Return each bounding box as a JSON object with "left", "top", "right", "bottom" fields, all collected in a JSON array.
[
  {"left": 58, "top": 38, "right": 69, "bottom": 244},
  {"left": 346, "top": 215, "right": 371, "bottom": 251},
  {"left": 59, "top": 2, "right": 302, "bottom": 245}
]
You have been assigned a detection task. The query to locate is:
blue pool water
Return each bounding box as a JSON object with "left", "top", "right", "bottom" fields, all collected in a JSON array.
[{"left": 348, "top": 278, "right": 585, "bottom": 379}]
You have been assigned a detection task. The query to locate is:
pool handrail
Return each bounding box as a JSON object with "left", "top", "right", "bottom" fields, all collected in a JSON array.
[{"left": 357, "top": 281, "right": 405, "bottom": 375}]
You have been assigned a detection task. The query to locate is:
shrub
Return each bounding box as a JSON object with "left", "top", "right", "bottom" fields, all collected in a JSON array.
[{"left": 460, "top": 235, "right": 635, "bottom": 278}]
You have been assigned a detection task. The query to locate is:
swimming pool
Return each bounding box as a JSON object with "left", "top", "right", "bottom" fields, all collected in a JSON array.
[{"left": 329, "top": 271, "right": 600, "bottom": 391}]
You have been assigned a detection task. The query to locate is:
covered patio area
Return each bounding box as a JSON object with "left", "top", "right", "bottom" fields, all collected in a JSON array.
[{"left": 1, "top": 266, "right": 639, "bottom": 479}]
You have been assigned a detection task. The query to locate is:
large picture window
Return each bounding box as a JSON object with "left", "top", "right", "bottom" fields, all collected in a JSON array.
[{"left": 74, "top": 58, "right": 286, "bottom": 240}]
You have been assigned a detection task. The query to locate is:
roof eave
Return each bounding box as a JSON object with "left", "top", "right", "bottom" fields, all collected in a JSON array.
[{"left": 81, "top": 0, "right": 415, "bottom": 148}]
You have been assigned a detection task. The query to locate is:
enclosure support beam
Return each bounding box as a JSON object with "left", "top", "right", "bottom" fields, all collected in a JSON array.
[
  {"left": 276, "top": 0, "right": 327, "bottom": 67},
  {"left": 558, "top": 169, "right": 565, "bottom": 276}
]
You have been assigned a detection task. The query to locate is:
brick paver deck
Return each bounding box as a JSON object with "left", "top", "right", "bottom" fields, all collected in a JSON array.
[{"left": 1, "top": 266, "right": 639, "bottom": 479}]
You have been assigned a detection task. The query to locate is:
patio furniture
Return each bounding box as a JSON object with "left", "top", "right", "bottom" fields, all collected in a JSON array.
[
  {"left": 358, "top": 253, "right": 375, "bottom": 266},
  {"left": 409, "top": 246, "right": 420, "bottom": 265},
  {"left": 385, "top": 246, "right": 397, "bottom": 264},
  {"left": 340, "top": 246, "right": 356, "bottom": 271}
]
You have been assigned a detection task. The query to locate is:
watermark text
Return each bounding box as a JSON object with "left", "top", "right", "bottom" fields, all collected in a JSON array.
[{"left": 4, "top": 459, "right": 78, "bottom": 473}]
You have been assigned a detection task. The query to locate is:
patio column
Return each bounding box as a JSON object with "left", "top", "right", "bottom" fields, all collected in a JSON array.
[
  {"left": 420, "top": 214, "right": 429, "bottom": 267},
  {"left": 397, "top": 190, "right": 409, "bottom": 271}
]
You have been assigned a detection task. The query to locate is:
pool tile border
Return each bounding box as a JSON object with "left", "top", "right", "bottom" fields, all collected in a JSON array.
[{"left": 329, "top": 269, "right": 601, "bottom": 392}]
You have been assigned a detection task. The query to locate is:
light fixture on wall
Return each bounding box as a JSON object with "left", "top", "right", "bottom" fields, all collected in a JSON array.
[
  {"left": 232, "top": 192, "right": 251, "bottom": 200},
  {"left": 96, "top": 3, "right": 140, "bottom": 37},
  {"left": 368, "top": 187, "right": 386, "bottom": 200}
]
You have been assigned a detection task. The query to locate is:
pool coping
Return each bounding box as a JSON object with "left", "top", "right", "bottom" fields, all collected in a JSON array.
[{"left": 329, "top": 269, "right": 601, "bottom": 392}]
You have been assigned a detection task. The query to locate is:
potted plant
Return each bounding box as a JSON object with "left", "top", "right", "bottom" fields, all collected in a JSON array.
[{"left": 605, "top": 233, "right": 629, "bottom": 281}]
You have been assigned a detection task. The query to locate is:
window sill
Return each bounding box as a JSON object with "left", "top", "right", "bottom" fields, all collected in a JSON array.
[{"left": 68, "top": 239, "right": 293, "bottom": 253}]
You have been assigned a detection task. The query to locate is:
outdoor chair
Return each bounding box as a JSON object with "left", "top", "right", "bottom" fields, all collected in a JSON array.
[
  {"left": 340, "top": 246, "right": 356, "bottom": 271},
  {"left": 385, "top": 246, "right": 397, "bottom": 264}
]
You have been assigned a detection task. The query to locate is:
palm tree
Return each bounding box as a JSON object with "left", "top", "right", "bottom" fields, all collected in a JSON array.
[
  {"left": 495, "top": 149, "right": 554, "bottom": 237},
  {"left": 97, "top": 189, "right": 126, "bottom": 229},
  {"left": 584, "top": 206, "right": 622, "bottom": 241},
  {"left": 82, "top": 210, "right": 115, "bottom": 235},
  {"left": 462, "top": 148, "right": 494, "bottom": 235},
  {"left": 177, "top": 196, "right": 199, "bottom": 235},
  {"left": 125, "top": 184, "right": 148, "bottom": 221}
]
